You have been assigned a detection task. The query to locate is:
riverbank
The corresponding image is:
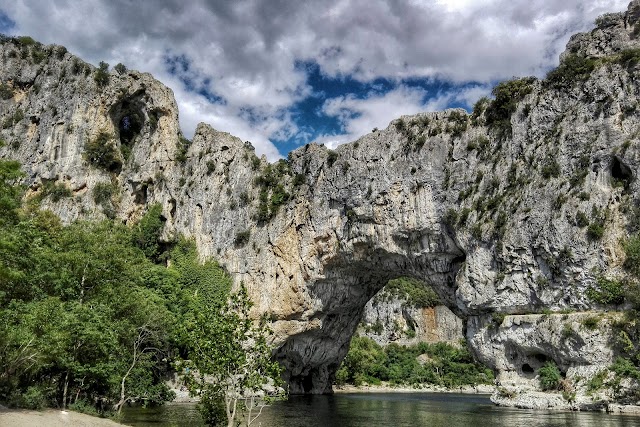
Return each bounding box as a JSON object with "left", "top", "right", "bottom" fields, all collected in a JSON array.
[
  {"left": 0, "top": 407, "right": 128, "bottom": 427},
  {"left": 333, "top": 382, "right": 494, "bottom": 394},
  {"left": 491, "top": 390, "right": 640, "bottom": 414}
]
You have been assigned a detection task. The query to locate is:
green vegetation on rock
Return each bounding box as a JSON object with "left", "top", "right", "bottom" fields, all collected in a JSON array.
[
  {"left": 254, "top": 160, "right": 292, "bottom": 222},
  {"left": 485, "top": 77, "right": 536, "bottom": 138},
  {"left": 545, "top": 54, "right": 596, "bottom": 90},
  {"left": 93, "top": 61, "right": 110, "bottom": 88},
  {"left": 586, "top": 277, "right": 625, "bottom": 305},
  {"left": 538, "top": 361, "right": 562, "bottom": 391},
  {"left": 84, "top": 132, "right": 122, "bottom": 172},
  {"left": 375, "top": 277, "right": 440, "bottom": 308},
  {"left": 335, "top": 336, "right": 493, "bottom": 388}
]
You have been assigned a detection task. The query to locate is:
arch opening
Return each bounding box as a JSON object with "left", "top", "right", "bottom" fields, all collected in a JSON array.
[{"left": 273, "top": 239, "right": 467, "bottom": 394}]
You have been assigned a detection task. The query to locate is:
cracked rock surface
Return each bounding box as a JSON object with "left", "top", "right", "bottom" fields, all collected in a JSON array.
[{"left": 2, "top": 2, "right": 640, "bottom": 399}]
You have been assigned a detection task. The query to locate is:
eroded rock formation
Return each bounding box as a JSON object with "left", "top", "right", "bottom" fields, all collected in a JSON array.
[
  {"left": 1, "top": 1, "right": 640, "bottom": 401},
  {"left": 358, "top": 280, "right": 464, "bottom": 346}
]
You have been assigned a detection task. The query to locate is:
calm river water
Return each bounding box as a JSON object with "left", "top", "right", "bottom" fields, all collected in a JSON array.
[{"left": 121, "top": 393, "right": 640, "bottom": 427}]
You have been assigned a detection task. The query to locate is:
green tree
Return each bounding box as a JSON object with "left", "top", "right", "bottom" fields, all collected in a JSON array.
[
  {"left": 0, "top": 158, "right": 23, "bottom": 225},
  {"left": 94, "top": 61, "right": 110, "bottom": 88},
  {"left": 114, "top": 63, "right": 127, "bottom": 75},
  {"left": 182, "top": 284, "right": 285, "bottom": 427},
  {"left": 0, "top": 157, "right": 284, "bottom": 418},
  {"left": 132, "top": 203, "right": 165, "bottom": 260}
]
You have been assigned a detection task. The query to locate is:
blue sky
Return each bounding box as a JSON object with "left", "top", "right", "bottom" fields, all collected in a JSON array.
[{"left": 0, "top": 0, "right": 629, "bottom": 160}]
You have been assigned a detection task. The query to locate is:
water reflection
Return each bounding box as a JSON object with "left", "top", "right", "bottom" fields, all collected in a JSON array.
[{"left": 122, "top": 393, "right": 640, "bottom": 427}]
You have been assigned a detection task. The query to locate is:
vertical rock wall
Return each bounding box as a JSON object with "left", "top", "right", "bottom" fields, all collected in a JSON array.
[{"left": 1, "top": 1, "right": 640, "bottom": 400}]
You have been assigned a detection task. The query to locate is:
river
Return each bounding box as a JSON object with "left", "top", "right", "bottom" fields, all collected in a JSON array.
[{"left": 121, "top": 393, "right": 640, "bottom": 426}]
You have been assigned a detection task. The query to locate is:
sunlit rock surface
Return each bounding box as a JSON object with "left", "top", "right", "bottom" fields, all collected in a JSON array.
[{"left": 1, "top": 1, "right": 640, "bottom": 399}]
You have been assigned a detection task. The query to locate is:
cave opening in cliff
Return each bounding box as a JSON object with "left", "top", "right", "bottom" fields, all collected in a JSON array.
[
  {"left": 109, "top": 92, "right": 147, "bottom": 157},
  {"left": 118, "top": 108, "right": 144, "bottom": 145},
  {"left": 611, "top": 156, "right": 633, "bottom": 188}
]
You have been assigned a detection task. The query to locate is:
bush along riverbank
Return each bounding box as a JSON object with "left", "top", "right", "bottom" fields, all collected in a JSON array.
[
  {"left": 334, "top": 336, "right": 494, "bottom": 390},
  {"left": 0, "top": 157, "right": 284, "bottom": 427}
]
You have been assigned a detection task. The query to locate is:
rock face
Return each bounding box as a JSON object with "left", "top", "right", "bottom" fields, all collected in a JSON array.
[
  {"left": 358, "top": 281, "right": 463, "bottom": 346},
  {"left": 471, "top": 312, "right": 627, "bottom": 409},
  {"left": 2, "top": 2, "right": 640, "bottom": 400}
]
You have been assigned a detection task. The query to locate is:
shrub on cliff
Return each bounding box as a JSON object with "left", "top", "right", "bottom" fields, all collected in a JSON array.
[
  {"left": 254, "top": 160, "right": 292, "bottom": 222},
  {"left": 586, "top": 277, "right": 625, "bottom": 305},
  {"left": 624, "top": 235, "right": 640, "bottom": 277},
  {"left": 538, "top": 362, "right": 562, "bottom": 390},
  {"left": 93, "top": 61, "right": 110, "bottom": 88},
  {"left": 114, "top": 63, "right": 127, "bottom": 75},
  {"left": 485, "top": 77, "right": 536, "bottom": 138},
  {"left": 176, "top": 136, "right": 191, "bottom": 163},
  {"left": 545, "top": 54, "right": 596, "bottom": 90},
  {"left": 617, "top": 49, "right": 640, "bottom": 70},
  {"left": 382, "top": 277, "right": 440, "bottom": 308},
  {"left": 84, "top": 132, "right": 122, "bottom": 172},
  {"left": 0, "top": 82, "right": 13, "bottom": 100}
]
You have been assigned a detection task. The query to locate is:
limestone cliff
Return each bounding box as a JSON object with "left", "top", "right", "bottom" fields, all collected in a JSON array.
[
  {"left": 358, "top": 279, "right": 463, "bottom": 346},
  {"left": 2, "top": 1, "right": 640, "bottom": 404}
]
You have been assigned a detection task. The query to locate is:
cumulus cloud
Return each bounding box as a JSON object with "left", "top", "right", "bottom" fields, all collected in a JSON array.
[
  {"left": 316, "top": 84, "right": 491, "bottom": 148},
  {"left": 0, "top": 0, "right": 629, "bottom": 157}
]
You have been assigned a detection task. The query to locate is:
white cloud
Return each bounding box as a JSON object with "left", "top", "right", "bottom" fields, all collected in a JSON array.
[
  {"left": 316, "top": 83, "right": 492, "bottom": 149},
  {"left": 0, "top": 0, "right": 630, "bottom": 158}
]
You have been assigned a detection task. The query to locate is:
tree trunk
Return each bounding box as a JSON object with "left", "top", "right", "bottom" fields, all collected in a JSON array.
[
  {"left": 74, "top": 377, "right": 84, "bottom": 404},
  {"left": 115, "top": 372, "right": 130, "bottom": 414},
  {"left": 62, "top": 370, "right": 69, "bottom": 410},
  {"left": 115, "top": 331, "right": 143, "bottom": 414},
  {"left": 226, "top": 395, "right": 237, "bottom": 427}
]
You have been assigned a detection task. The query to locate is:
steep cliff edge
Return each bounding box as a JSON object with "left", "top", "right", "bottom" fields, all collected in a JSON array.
[{"left": 2, "top": 2, "right": 640, "bottom": 404}]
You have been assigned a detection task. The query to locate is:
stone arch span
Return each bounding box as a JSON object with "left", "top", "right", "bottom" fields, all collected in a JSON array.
[{"left": 272, "top": 227, "right": 466, "bottom": 394}]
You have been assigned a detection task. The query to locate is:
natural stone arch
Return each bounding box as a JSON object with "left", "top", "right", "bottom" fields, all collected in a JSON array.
[{"left": 273, "top": 228, "right": 466, "bottom": 394}]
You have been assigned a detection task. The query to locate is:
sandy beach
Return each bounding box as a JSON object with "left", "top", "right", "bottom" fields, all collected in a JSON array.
[{"left": 0, "top": 407, "right": 128, "bottom": 427}]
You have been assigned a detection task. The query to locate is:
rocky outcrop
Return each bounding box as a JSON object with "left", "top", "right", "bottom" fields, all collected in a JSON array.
[
  {"left": 359, "top": 281, "right": 463, "bottom": 346},
  {"left": 1, "top": 2, "right": 640, "bottom": 401},
  {"left": 471, "top": 313, "right": 632, "bottom": 409}
]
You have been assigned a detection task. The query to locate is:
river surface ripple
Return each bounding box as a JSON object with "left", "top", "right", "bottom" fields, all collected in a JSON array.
[{"left": 122, "top": 392, "right": 640, "bottom": 427}]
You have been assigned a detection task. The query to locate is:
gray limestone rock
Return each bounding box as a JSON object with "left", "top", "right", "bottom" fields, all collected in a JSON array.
[{"left": 1, "top": 1, "right": 640, "bottom": 403}]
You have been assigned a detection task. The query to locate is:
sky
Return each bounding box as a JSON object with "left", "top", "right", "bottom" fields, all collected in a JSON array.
[{"left": 0, "top": 0, "right": 629, "bottom": 160}]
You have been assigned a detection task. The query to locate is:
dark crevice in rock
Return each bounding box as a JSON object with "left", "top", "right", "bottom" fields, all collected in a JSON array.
[
  {"left": 533, "top": 353, "right": 550, "bottom": 364},
  {"left": 132, "top": 182, "right": 148, "bottom": 205},
  {"left": 611, "top": 155, "right": 633, "bottom": 187},
  {"left": 108, "top": 90, "right": 147, "bottom": 158},
  {"left": 169, "top": 198, "right": 176, "bottom": 219}
]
